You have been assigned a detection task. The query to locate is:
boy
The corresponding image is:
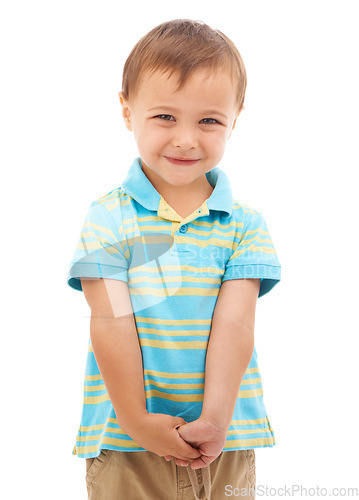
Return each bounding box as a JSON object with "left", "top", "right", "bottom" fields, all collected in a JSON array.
[{"left": 67, "top": 19, "right": 281, "bottom": 500}]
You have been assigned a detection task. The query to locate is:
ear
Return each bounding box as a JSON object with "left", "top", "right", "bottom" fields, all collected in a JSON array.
[
  {"left": 118, "top": 91, "right": 133, "bottom": 131},
  {"left": 227, "top": 105, "right": 245, "bottom": 140}
]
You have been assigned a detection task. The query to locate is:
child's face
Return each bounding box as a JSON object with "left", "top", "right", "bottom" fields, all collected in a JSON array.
[{"left": 119, "top": 67, "right": 241, "bottom": 188}]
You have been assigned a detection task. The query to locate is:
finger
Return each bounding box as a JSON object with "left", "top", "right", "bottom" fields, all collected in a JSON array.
[
  {"left": 174, "top": 458, "right": 189, "bottom": 467},
  {"left": 175, "top": 434, "right": 201, "bottom": 459},
  {"left": 178, "top": 447, "right": 201, "bottom": 460},
  {"left": 170, "top": 448, "right": 200, "bottom": 462},
  {"left": 189, "top": 455, "right": 215, "bottom": 470},
  {"left": 172, "top": 452, "right": 198, "bottom": 461},
  {"left": 164, "top": 455, "right": 172, "bottom": 461}
]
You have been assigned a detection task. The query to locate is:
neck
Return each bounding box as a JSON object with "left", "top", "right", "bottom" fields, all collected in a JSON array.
[{"left": 141, "top": 162, "right": 214, "bottom": 205}]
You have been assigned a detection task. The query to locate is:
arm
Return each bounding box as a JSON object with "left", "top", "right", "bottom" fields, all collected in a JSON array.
[
  {"left": 200, "top": 278, "right": 260, "bottom": 431},
  {"left": 82, "top": 277, "right": 148, "bottom": 432},
  {"left": 168, "top": 278, "right": 260, "bottom": 468},
  {"left": 81, "top": 277, "right": 201, "bottom": 461}
]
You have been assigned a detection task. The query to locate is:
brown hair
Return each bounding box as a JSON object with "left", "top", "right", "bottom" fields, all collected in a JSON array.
[{"left": 121, "top": 19, "right": 247, "bottom": 114}]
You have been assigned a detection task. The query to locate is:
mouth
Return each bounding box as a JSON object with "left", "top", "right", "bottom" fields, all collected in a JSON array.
[{"left": 164, "top": 156, "right": 200, "bottom": 166}]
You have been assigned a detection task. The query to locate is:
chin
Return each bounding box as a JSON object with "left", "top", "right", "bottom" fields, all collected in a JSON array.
[{"left": 164, "top": 173, "right": 196, "bottom": 186}]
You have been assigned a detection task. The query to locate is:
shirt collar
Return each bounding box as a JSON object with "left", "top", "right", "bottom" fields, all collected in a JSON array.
[{"left": 122, "top": 157, "right": 233, "bottom": 218}]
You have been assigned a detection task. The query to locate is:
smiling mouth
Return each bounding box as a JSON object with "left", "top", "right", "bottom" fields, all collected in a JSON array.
[{"left": 164, "top": 156, "right": 200, "bottom": 166}]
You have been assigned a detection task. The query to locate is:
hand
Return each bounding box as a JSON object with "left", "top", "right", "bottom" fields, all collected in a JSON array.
[
  {"left": 126, "top": 412, "right": 202, "bottom": 462},
  {"left": 164, "top": 416, "right": 227, "bottom": 469}
]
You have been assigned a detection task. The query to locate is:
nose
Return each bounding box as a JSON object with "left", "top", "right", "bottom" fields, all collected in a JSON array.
[{"left": 171, "top": 124, "right": 198, "bottom": 150}]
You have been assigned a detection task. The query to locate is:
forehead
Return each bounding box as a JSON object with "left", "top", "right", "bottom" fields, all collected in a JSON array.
[{"left": 135, "top": 67, "right": 236, "bottom": 110}]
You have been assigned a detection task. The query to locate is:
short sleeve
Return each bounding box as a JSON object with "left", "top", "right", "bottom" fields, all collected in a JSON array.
[
  {"left": 66, "top": 201, "right": 128, "bottom": 292},
  {"left": 222, "top": 211, "right": 281, "bottom": 298}
]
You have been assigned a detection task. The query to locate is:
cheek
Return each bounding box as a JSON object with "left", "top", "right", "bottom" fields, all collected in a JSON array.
[
  {"left": 204, "top": 132, "right": 227, "bottom": 151},
  {"left": 137, "top": 126, "right": 168, "bottom": 148}
]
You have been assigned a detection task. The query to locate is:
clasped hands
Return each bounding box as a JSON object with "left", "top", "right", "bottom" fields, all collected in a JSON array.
[{"left": 129, "top": 412, "right": 227, "bottom": 470}]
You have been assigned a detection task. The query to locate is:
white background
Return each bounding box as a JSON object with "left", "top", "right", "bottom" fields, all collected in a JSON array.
[{"left": 1, "top": 1, "right": 358, "bottom": 498}]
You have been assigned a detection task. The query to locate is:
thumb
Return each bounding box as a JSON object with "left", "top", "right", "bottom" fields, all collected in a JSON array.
[{"left": 173, "top": 417, "right": 187, "bottom": 429}]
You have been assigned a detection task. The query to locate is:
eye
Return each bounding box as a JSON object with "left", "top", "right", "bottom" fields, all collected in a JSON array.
[
  {"left": 200, "top": 118, "right": 220, "bottom": 125},
  {"left": 155, "top": 114, "right": 175, "bottom": 121}
]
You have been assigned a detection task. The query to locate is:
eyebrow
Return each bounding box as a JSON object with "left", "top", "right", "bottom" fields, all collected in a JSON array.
[{"left": 148, "top": 106, "right": 228, "bottom": 119}]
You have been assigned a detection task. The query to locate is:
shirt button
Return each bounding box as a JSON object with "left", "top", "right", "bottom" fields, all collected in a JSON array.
[{"left": 179, "top": 224, "right": 187, "bottom": 233}]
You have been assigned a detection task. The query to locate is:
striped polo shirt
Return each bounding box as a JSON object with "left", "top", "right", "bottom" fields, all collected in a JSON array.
[{"left": 67, "top": 156, "right": 281, "bottom": 459}]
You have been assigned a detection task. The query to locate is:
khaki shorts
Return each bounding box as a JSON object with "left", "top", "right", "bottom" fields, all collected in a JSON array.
[{"left": 85, "top": 448, "right": 256, "bottom": 500}]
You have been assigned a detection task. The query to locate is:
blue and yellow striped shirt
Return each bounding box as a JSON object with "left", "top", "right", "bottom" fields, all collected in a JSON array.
[{"left": 67, "top": 157, "right": 281, "bottom": 458}]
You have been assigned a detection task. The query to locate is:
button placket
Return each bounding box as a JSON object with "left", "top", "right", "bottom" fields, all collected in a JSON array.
[{"left": 158, "top": 199, "right": 209, "bottom": 253}]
